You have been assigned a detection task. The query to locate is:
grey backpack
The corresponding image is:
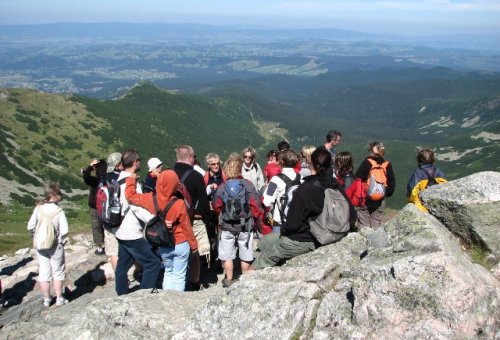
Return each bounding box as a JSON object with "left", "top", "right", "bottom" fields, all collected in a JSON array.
[{"left": 308, "top": 179, "right": 353, "bottom": 245}]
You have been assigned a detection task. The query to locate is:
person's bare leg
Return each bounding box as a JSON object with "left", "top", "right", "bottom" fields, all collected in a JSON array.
[
  {"left": 223, "top": 260, "right": 234, "bottom": 280},
  {"left": 110, "top": 255, "right": 118, "bottom": 272},
  {"left": 39, "top": 281, "right": 51, "bottom": 298},
  {"left": 53, "top": 280, "right": 64, "bottom": 298},
  {"left": 240, "top": 260, "right": 251, "bottom": 274}
]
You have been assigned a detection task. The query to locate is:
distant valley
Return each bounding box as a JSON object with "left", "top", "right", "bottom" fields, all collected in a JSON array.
[{"left": 0, "top": 23, "right": 499, "bottom": 213}]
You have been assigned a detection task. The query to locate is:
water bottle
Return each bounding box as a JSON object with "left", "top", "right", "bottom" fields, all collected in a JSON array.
[{"left": 109, "top": 192, "right": 121, "bottom": 226}]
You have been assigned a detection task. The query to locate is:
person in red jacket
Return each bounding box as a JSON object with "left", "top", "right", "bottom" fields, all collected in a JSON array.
[{"left": 125, "top": 169, "right": 198, "bottom": 291}]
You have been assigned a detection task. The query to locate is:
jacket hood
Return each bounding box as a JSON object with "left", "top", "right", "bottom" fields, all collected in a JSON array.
[{"left": 156, "top": 170, "right": 179, "bottom": 201}]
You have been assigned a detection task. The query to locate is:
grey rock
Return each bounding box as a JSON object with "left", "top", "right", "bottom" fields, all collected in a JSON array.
[
  {"left": 421, "top": 171, "right": 500, "bottom": 268},
  {"left": 1, "top": 171, "right": 499, "bottom": 339}
]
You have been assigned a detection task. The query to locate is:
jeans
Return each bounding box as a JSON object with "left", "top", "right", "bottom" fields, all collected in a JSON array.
[
  {"left": 159, "top": 241, "right": 190, "bottom": 291},
  {"left": 115, "top": 238, "right": 162, "bottom": 296}
]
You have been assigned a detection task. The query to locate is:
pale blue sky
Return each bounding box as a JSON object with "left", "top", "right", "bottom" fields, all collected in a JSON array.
[{"left": 1, "top": 0, "right": 499, "bottom": 35}]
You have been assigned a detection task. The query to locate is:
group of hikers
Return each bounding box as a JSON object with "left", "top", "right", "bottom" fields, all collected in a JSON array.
[{"left": 21, "top": 129, "right": 447, "bottom": 307}]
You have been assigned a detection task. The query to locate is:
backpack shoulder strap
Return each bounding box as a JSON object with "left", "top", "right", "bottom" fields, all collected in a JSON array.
[
  {"left": 180, "top": 169, "right": 193, "bottom": 183},
  {"left": 118, "top": 178, "right": 126, "bottom": 185},
  {"left": 276, "top": 173, "right": 291, "bottom": 185},
  {"left": 152, "top": 192, "right": 160, "bottom": 213},
  {"left": 367, "top": 158, "right": 377, "bottom": 167},
  {"left": 381, "top": 161, "right": 389, "bottom": 170},
  {"left": 162, "top": 197, "right": 179, "bottom": 216}
]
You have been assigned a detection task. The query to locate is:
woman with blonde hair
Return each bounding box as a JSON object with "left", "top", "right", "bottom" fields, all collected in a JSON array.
[
  {"left": 241, "top": 147, "right": 265, "bottom": 191},
  {"left": 27, "top": 182, "right": 69, "bottom": 307},
  {"left": 299, "top": 145, "right": 316, "bottom": 179},
  {"left": 354, "top": 142, "right": 396, "bottom": 229},
  {"left": 212, "top": 154, "right": 263, "bottom": 287}
]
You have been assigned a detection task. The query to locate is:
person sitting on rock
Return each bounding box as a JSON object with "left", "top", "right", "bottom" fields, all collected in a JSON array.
[
  {"left": 252, "top": 148, "right": 335, "bottom": 270},
  {"left": 406, "top": 148, "right": 447, "bottom": 212}
]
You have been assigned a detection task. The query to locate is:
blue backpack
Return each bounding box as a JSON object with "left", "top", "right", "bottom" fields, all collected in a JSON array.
[{"left": 222, "top": 179, "right": 250, "bottom": 225}]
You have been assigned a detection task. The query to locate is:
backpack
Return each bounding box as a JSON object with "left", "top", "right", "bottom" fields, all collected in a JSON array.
[
  {"left": 96, "top": 178, "right": 126, "bottom": 229},
  {"left": 345, "top": 178, "right": 366, "bottom": 207},
  {"left": 276, "top": 173, "right": 301, "bottom": 224},
  {"left": 365, "top": 158, "right": 389, "bottom": 201},
  {"left": 309, "top": 180, "right": 356, "bottom": 246},
  {"left": 143, "top": 193, "right": 179, "bottom": 248},
  {"left": 222, "top": 179, "right": 250, "bottom": 225},
  {"left": 33, "top": 205, "right": 62, "bottom": 250},
  {"left": 176, "top": 169, "right": 195, "bottom": 221},
  {"left": 409, "top": 168, "right": 447, "bottom": 213}
]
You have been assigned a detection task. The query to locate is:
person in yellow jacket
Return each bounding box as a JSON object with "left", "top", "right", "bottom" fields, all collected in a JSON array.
[{"left": 406, "top": 148, "right": 447, "bottom": 212}]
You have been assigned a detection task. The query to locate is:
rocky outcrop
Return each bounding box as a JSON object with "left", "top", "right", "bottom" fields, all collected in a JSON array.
[
  {"left": 421, "top": 171, "right": 500, "bottom": 279},
  {"left": 1, "top": 172, "right": 499, "bottom": 339}
]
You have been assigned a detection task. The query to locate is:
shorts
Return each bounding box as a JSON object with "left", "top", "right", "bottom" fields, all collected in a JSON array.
[
  {"left": 192, "top": 219, "right": 210, "bottom": 257},
  {"left": 37, "top": 243, "right": 66, "bottom": 281},
  {"left": 104, "top": 228, "right": 119, "bottom": 256},
  {"left": 218, "top": 230, "right": 253, "bottom": 262}
]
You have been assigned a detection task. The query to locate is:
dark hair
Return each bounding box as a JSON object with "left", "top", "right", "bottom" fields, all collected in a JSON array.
[
  {"left": 326, "top": 130, "right": 341, "bottom": 143},
  {"left": 335, "top": 151, "right": 353, "bottom": 175},
  {"left": 278, "top": 149, "right": 299, "bottom": 168},
  {"left": 311, "top": 148, "right": 332, "bottom": 174},
  {"left": 417, "top": 148, "right": 435, "bottom": 165},
  {"left": 121, "top": 149, "right": 140, "bottom": 168},
  {"left": 266, "top": 150, "right": 278, "bottom": 161},
  {"left": 277, "top": 140, "right": 290, "bottom": 152}
]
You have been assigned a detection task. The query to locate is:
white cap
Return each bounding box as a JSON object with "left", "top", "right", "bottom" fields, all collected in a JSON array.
[{"left": 147, "top": 157, "right": 162, "bottom": 172}]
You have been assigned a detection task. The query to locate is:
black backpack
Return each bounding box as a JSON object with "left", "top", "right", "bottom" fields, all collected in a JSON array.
[{"left": 143, "top": 193, "right": 179, "bottom": 248}]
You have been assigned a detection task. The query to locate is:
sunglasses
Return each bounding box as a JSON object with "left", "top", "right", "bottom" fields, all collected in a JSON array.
[
  {"left": 209, "top": 162, "right": 220, "bottom": 166},
  {"left": 243, "top": 155, "right": 253, "bottom": 159}
]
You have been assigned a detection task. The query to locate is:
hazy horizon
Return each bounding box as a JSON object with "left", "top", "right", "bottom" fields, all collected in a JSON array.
[{"left": 2, "top": 0, "right": 500, "bottom": 37}]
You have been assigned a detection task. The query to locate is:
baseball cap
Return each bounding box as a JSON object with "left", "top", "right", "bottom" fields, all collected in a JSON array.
[
  {"left": 106, "top": 152, "right": 122, "bottom": 173},
  {"left": 147, "top": 157, "right": 162, "bottom": 172}
]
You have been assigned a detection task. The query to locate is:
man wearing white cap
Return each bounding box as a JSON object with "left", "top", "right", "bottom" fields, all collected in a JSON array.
[{"left": 143, "top": 157, "right": 163, "bottom": 193}]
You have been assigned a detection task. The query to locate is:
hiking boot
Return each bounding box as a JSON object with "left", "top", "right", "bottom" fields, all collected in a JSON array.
[
  {"left": 221, "top": 278, "right": 235, "bottom": 288},
  {"left": 55, "top": 296, "right": 68, "bottom": 307},
  {"left": 94, "top": 248, "right": 105, "bottom": 256},
  {"left": 42, "top": 296, "right": 52, "bottom": 307}
]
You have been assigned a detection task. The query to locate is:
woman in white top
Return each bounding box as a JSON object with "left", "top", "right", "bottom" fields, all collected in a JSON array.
[
  {"left": 27, "top": 182, "right": 69, "bottom": 307},
  {"left": 241, "top": 146, "right": 265, "bottom": 192}
]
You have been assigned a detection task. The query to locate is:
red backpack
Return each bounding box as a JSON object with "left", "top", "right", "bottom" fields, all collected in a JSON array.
[{"left": 345, "top": 178, "right": 366, "bottom": 207}]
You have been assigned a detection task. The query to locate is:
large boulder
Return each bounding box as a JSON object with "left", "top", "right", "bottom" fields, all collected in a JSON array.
[
  {"left": 1, "top": 172, "right": 499, "bottom": 339},
  {"left": 421, "top": 171, "right": 500, "bottom": 276}
]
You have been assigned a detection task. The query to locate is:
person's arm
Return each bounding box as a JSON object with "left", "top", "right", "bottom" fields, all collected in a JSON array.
[
  {"left": 385, "top": 162, "right": 396, "bottom": 197},
  {"left": 262, "top": 177, "right": 280, "bottom": 208},
  {"left": 211, "top": 186, "right": 224, "bottom": 215},
  {"left": 27, "top": 206, "right": 39, "bottom": 233},
  {"left": 82, "top": 166, "right": 99, "bottom": 187},
  {"left": 194, "top": 177, "right": 211, "bottom": 223},
  {"left": 354, "top": 159, "right": 371, "bottom": 181},
  {"left": 406, "top": 170, "right": 419, "bottom": 198},
  {"left": 256, "top": 164, "right": 265, "bottom": 191},
  {"left": 175, "top": 201, "right": 198, "bottom": 251},
  {"left": 248, "top": 184, "right": 264, "bottom": 230},
  {"left": 125, "top": 176, "right": 149, "bottom": 210},
  {"left": 57, "top": 210, "right": 69, "bottom": 239},
  {"left": 283, "top": 183, "right": 323, "bottom": 234}
]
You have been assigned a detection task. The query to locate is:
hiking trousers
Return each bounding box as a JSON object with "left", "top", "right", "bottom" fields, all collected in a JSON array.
[
  {"left": 89, "top": 207, "right": 104, "bottom": 247},
  {"left": 253, "top": 233, "right": 315, "bottom": 270},
  {"left": 115, "top": 238, "right": 162, "bottom": 295}
]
